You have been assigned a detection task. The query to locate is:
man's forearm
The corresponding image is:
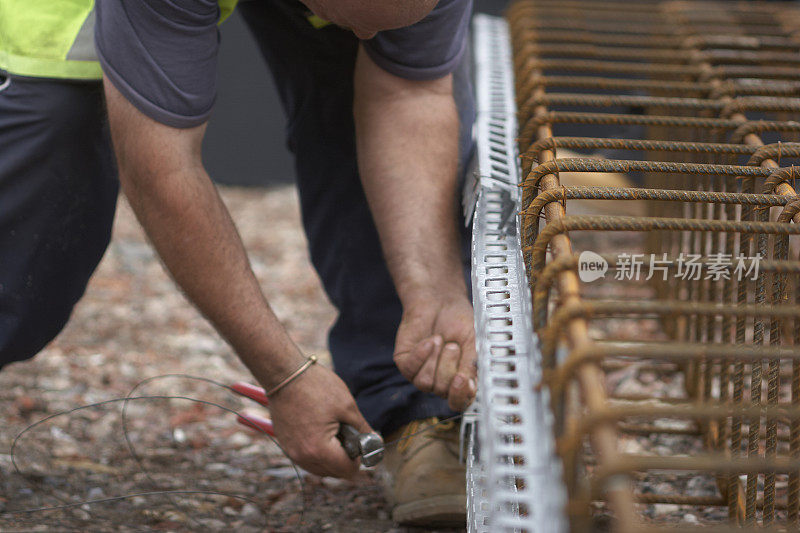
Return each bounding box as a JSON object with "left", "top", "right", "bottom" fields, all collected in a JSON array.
[
  {"left": 353, "top": 46, "right": 466, "bottom": 305},
  {"left": 125, "top": 168, "right": 303, "bottom": 380},
  {"left": 104, "top": 78, "right": 304, "bottom": 387}
]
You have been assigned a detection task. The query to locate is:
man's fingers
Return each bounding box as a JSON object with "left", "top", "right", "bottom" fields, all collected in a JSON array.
[
  {"left": 324, "top": 434, "right": 361, "bottom": 478},
  {"left": 340, "top": 402, "right": 375, "bottom": 436},
  {"left": 298, "top": 436, "right": 360, "bottom": 479},
  {"left": 457, "top": 337, "right": 478, "bottom": 383},
  {"left": 412, "top": 337, "right": 441, "bottom": 393},
  {"left": 314, "top": 401, "right": 377, "bottom": 478},
  {"left": 432, "top": 342, "right": 460, "bottom": 397},
  {"left": 448, "top": 342, "right": 477, "bottom": 411},
  {"left": 313, "top": 407, "right": 375, "bottom": 478},
  {"left": 447, "top": 372, "right": 475, "bottom": 411},
  {"left": 394, "top": 335, "right": 441, "bottom": 381}
]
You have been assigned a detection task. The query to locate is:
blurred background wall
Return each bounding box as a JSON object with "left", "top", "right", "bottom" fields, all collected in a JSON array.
[{"left": 203, "top": 0, "right": 509, "bottom": 186}]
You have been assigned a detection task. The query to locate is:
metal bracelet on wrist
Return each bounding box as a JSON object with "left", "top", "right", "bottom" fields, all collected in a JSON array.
[{"left": 265, "top": 354, "right": 318, "bottom": 397}]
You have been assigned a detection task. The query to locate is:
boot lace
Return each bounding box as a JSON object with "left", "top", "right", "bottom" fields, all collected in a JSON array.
[{"left": 397, "top": 417, "right": 457, "bottom": 453}]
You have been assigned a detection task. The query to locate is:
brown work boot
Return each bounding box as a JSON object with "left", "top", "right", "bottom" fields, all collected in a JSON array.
[{"left": 382, "top": 417, "right": 466, "bottom": 527}]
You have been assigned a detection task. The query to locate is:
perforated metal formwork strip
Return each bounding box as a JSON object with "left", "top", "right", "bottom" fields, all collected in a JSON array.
[{"left": 465, "top": 14, "right": 567, "bottom": 533}]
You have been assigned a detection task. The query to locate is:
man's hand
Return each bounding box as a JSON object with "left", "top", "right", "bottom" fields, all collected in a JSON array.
[
  {"left": 394, "top": 295, "right": 477, "bottom": 411},
  {"left": 267, "top": 364, "right": 373, "bottom": 478}
]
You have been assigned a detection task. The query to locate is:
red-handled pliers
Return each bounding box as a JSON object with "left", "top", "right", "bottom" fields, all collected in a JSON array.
[
  {"left": 231, "top": 382, "right": 275, "bottom": 435},
  {"left": 231, "top": 381, "right": 385, "bottom": 467}
]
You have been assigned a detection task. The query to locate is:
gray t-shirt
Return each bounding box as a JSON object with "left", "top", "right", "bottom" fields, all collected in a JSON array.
[{"left": 95, "top": 0, "right": 472, "bottom": 128}]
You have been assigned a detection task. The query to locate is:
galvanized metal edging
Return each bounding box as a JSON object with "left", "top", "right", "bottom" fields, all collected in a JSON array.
[{"left": 464, "top": 14, "right": 568, "bottom": 533}]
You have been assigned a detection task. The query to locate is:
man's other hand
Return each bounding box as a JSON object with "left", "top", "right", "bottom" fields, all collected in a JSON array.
[
  {"left": 394, "top": 294, "right": 477, "bottom": 411},
  {"left": 267, "top": 364, "right": 373, "bottom": 479}
]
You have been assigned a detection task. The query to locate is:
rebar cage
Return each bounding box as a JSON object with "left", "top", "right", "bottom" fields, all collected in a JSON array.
[{"left": 471, "top": 1, "right": 800, "bottom": 531}]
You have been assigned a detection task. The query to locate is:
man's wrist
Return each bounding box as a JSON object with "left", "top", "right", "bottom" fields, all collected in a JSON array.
[
  {"left": 399, "top": 275, "right": 468, "bottom": 303},
  {"left": 399, "top": 284, "right": 469, "bottom": 312},
  {"left": 240, "top": 341, "right": 308, "bottom": 393},
  {"left": 264, "top": 354, "right": 318, "bottom": 397}
]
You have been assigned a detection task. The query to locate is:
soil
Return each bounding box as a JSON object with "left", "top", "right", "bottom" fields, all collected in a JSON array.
[{"left": 0, "top": 187, "right": 463, "bottom": 533}]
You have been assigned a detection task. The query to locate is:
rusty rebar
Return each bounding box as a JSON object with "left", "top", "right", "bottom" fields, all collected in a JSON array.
[{"left": 508, "top": 0, "right": 800, "bottom": 530}]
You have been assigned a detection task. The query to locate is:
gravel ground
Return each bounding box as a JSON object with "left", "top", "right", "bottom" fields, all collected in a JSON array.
[
  {"left": 568, "top": 227, "right": 740, "bottom": 527},
  {"left": 0, "top": 187, "right": 460, "bottom": 533}
]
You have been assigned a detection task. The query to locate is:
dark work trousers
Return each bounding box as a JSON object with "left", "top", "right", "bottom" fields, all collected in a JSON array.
[
  {"left": 238, "top": 0, "right": 476, "bottom": 436},
  {"left": 0, "top": 76, "right": 118, "bottom": 368}
]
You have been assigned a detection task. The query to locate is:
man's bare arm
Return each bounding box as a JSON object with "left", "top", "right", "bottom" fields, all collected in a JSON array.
[
  {"left": 103, "top": 77, "right": 371, "bottom": 477},
  {"left": 353, "top": 47, "right": 476, "bottom": 411}
]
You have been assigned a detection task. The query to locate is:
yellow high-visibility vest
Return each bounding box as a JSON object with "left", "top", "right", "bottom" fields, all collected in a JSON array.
[{"left": 0, "top": 0, "right": 238, "bottom": 80}]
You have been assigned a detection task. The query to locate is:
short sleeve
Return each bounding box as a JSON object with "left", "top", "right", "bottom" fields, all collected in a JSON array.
[
  {"left": 362, "top": 0, "right": 472, "bottom": 81},
  {"left": 95, "top": 0, "right": 221, "bottom": 128}
]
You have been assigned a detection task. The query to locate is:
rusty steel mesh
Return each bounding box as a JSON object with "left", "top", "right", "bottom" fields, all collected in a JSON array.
[{"left": 509, "top": 0, "right": 800, "bottom": 530}]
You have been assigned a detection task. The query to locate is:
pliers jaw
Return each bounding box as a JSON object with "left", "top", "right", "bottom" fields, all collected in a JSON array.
[{"left": 336, "top": 424, "right": 384, "bottom": 467}]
